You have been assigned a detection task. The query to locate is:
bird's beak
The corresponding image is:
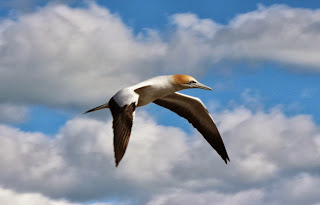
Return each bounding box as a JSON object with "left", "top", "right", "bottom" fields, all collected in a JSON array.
[{"left": 195, "top": 82, "right": 212, "bottom": 90}]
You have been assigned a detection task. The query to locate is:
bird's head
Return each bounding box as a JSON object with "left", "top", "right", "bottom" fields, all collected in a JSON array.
[{"left": 171, "top": 74, "right": 212, "bottom": 91}]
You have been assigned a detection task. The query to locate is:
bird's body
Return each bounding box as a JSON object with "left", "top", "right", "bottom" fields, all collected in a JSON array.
[
  {"left": 85, "top": 74, "right": 230, "bottom": 166},
  {"left": 115, "top": 75, "right": 176, "bottom": 107}
]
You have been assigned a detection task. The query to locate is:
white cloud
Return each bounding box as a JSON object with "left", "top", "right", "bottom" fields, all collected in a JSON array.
[
  {"left": 0, "top": 112, "right": 190, "bottom": 202},
  {"left": 0, "top": 103, "right": 28, "bottom": 123},
  {"left": 1, "top": 4, "right": 320, "bottom": 108},
  {"left": 0, "top": 186, "right": 81, "bottom": 205},
  {"left": 0, "top": 185, "right": 114, "bottom": 205},
  {"left": 266, "top": 173, "right": 320, "bottom": 205},
  {"left": 147, "top": 173, "right": 320, "bottom": 205},
  {"left": 0, "top": 3, "right": 167, "bottom": 108},
  {"left": 0, "top": 3, "right": 320, "bottom": 204},
  {"left": 216, "top": 107, "right": 320, "bottom": 182},
  {"left": 147, "top": 189, "right": 265, "bottom": 205},
  {"left": 169, "top": 4, "right": 320, "bottom": 70},
  {"left": 0, "top": 106, "right": 319, "bottom": 204}
]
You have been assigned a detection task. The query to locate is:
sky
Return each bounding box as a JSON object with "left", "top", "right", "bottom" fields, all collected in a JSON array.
[{"left": 0, "top": 0, "right": 320, "bottom": 205}]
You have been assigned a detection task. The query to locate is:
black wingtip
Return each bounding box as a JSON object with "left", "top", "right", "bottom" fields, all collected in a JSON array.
[
  {"left": 224, "top": 156, "right": 230, "bottom": 164},
  {"left": 115, "top": 156, "right": 120, "bottom": 167}
]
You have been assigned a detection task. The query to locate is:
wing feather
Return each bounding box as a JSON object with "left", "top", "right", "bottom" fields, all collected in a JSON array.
[
  {"left": 109, "top": 97, "right": 136, "bottom": 167},
  {"left": 153, "top": 92, "right": 230, "bottom": 164}
]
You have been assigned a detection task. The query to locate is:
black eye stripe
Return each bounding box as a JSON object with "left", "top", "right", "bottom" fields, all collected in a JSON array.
[{"left": 189, "top": 80, "right": 196, "bottom": 84}]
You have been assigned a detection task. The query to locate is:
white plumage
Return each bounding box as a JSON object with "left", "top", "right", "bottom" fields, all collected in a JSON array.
[{"left": 85, "top": 74, "right": 229, "bottom": 167}]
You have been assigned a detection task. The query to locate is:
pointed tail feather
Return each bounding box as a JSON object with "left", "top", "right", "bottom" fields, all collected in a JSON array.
[{"left": 84, "top": 103, "right": 109, "bottom": 114}]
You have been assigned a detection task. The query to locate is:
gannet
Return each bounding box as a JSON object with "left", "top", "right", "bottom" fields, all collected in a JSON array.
[{"left": 85, "top": 74, "right": 230, "bottom": 167}]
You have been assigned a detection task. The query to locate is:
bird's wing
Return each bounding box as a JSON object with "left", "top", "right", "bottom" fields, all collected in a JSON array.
[
  {"left": 109, "top": 96, "right": 137, "bottom": 167},
  {"left": 153, "top": 92, "right": 230, "bottom": 164}
]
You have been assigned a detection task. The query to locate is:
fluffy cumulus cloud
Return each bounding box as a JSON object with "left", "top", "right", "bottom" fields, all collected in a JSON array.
[
  {"left": 0, "top": 3, "right": 166, "bottom": 108},
  {"left": 0, "top": 186, "right": 81, "bottom": 205},
  {"left": 0, "top": 103, "right": 28, "bottom": 123},
  {"left": 170, "top": 4, "right": 320, "bottom": 69},
  {"left": 148, "top": 173, "right": 320, "bottom": 205},
  {"left": 0, "top": 112, "right": 189, "bottom": 202},
  {"left": 217, "top": 107, "right": 320, "bottom": 181},
  {"left": 147, "top": 189, "right": 265, "bottom": 205},
  {"left": 0, "top": 3, "right": 320, "bottom": 108},
  {"left": 1, "top": 2, "right": 320, "bottom": 205},
  {"left": 0, "top": 106, "right": 319, "bottom": 204}
]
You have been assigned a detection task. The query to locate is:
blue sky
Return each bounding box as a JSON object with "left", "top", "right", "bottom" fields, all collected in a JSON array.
[
  {"left": 17, "top": 57, "right": 320, "bottom": 135},
  {"left": 0, "top": 0, "right": 320, "bottom": 205}
]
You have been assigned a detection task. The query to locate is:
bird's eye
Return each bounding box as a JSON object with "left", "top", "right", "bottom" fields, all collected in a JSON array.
[{"left": 189, "top": 80, "right": 196, "bottom": 84}]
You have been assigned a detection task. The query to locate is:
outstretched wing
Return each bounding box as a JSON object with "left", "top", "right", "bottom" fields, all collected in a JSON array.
[
  {"left": 109, "top": 97, "right": 136, "bottom": 167},
  {"left": 153, "top": 92, "right": 230, "bottom": 164}
]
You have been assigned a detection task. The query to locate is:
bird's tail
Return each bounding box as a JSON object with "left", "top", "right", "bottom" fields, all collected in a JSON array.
[{"left": 84, "top": 102, "right": 109, "bottom": 114}]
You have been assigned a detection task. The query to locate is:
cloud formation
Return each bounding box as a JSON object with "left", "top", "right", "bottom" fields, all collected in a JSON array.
[
  {"left": 147, "top": 173, "right": 320, "bottom": 205},
  {"left": 0, "top": 112, "right": 189, "bottom": 202},
  {"left": 0, "top": 3, "right": 319, "bottom": 204},
  {"left": 0, "top": 106, "right": 319, "bottom": 204},
  {"left": 0, "top": 4, "right": 320, "bottom": 108},
  {"left": 170, "top": 4, "right": 320, "bottom": 69},
  {"left": 0, "top": 103, "right": 28, "bottom": 123},
  {"left": 0, "top": 186, "right": 81, "bottom": 205},
  {"left": 0, "top": 3, "right": 166, "bottom": 108}
]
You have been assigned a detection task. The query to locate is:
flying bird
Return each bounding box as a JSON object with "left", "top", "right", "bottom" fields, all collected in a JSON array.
[{"left": 84, "top": 74, "right": 230, "bottom": 167}]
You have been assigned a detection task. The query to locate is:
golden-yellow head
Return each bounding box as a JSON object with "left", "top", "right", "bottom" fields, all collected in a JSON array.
[
  {"left": 173, "top": 74, "right": 197, "bottom": 85},
  {"left": 172, "top": 74, "right": 212, "bottom": 90}
]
